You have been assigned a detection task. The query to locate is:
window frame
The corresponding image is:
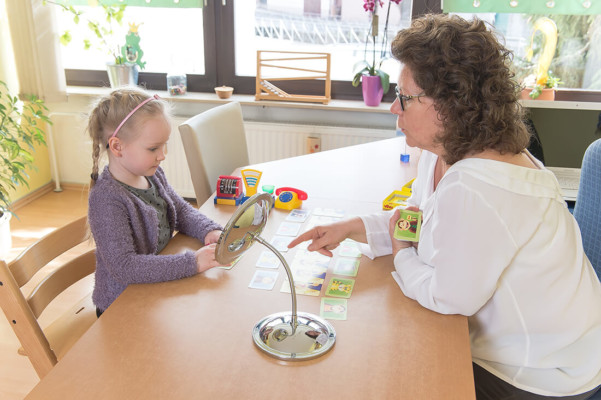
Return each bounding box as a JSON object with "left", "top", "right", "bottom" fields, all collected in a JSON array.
[{"left": 61, "top": 0, "right": 443, "bottom": 102}]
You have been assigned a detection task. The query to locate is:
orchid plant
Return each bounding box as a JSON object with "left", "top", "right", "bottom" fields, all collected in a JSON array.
[{"left": 352, "top": 0, "right": 402, "bottom": 94}]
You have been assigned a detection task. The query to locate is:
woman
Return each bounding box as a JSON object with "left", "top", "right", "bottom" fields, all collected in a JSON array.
[{"left": 289, "top": 14, "right": 601, "bottom": 400}]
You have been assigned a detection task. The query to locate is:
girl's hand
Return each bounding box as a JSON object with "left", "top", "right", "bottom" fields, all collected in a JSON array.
[
  {"left": 388, "top": 207, "right": 420, "bottom": 257},
  {"left": 194, "top": 243, "right": 222, "bottom": 273},
  {"left": 204, "top": 230, "right": 222, "bottom": 245}
]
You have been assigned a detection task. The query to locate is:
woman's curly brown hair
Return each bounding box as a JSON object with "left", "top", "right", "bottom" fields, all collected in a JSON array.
[{"left": 391, "top": 14, "right": 531, "bottom": 165}]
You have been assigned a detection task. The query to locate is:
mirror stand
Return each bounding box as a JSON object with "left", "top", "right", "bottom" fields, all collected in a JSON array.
[{"left": 216, "top": 193, "right": 336, "bottom": 361}]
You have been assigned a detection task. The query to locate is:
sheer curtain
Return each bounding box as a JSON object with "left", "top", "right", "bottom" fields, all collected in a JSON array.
[{"left": 5, "top": 0, "right": 66, "bottom": 101}]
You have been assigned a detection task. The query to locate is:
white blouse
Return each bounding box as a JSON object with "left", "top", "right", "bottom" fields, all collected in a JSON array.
[{"left": 360, "top": 150, "right": 601, "bottom": 396}]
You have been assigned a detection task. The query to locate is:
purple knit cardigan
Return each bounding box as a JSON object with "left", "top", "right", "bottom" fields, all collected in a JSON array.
[{"left": 89, "top": 166, "right": 222, "bottom": 312}]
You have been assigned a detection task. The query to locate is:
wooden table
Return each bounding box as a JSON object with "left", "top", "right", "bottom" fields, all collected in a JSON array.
[{"left": 26, "top": 138, "right": 475, "bottom": 399}]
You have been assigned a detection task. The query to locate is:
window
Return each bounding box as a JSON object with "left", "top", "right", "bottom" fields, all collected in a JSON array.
[
  {"left": 53, "top": 0, "right": 440, "bottom": 99},
  {"left": 454, "top": 12, "right": 601, "bottom": 96}
]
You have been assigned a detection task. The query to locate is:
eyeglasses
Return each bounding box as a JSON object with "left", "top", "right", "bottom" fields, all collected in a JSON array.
[{"left": 395, "top": 86, "right": 426, "bottom": 111}]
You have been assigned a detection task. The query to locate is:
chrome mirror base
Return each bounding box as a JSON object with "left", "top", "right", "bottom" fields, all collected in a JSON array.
[{"left": 252, "top": 311, "right": 336, "bottom": 361}]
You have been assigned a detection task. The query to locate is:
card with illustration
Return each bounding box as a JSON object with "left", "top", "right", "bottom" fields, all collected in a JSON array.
[
  {"left": 248, "top": 270, "right": 279, "bottom": 290},
  {"left": 291, "top": 263, "right": 327, "bottom": 283},
  {"left": 292, "top": 250, "right": 331, "bottom": 270},
  {"left": 280, "top": 279, "right": 321, "bottom": 296},
  {"left": 276, "top": 221, "right": 302, "bottom": 237},
  {"left": 325, "top": 277, "right": 355, "bottom": 298},
  {"left": 286, "top": 209, "right": 310, "bottom": 223},
  {"left": 320, "top": 298, "right": 348, "bottom": 321},
  {"left": 393, "top": 209, "right": 422, "bottom": 242},
  {"left": 313, "top": 208, "right": 345, "bottom": 218},
  {"left": 333, "top": 258, "right": 360, "bottom": 277},
  {"left": 270, "top": 236, "right": 293, "bottom": 252},
  {"left": 255, "top": 251, "right": 281, "bottom": 269},
  {"left": 304, "top": 215, "right": 341, "bottom": 232},
  {"left": 338, "top": 239, "right": 362, "bottom": 258}
]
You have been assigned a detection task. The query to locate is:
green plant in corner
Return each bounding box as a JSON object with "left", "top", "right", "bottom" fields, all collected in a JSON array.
[{"left": 0, "top": 81, "right": 50, "bottom": 216}]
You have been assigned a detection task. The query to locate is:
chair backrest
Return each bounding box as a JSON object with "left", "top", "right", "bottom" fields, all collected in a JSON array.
[
  {"left": 573, "top": 138, "right": 601, "bottom": 279},
  {"left": 0, "top": 216, "right": 96, "bottom": 378},
  {"left": 178, "top": 102, "right": 250, "bottom": 204}
]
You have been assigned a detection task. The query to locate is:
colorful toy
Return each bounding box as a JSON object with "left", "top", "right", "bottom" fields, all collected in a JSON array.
[
  {"left": 382, "top": 179, "right": 414, "bottom": 210},
  {"left": 214, "top": 175, "right": 245, "bottom": 206},
  {"left": 274, "top": 187, "right": 308, "bottom": 210},
  {"left": 241, "top": 169, "right": 263, "bottom": 202},
  {"left": 122, "top": 23, "right": 146, "bottom": 70}
]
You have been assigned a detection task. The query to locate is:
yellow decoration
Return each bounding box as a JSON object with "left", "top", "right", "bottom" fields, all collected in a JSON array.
[{"left": 526, "top": 17, "right": 558, "bottom": 87}]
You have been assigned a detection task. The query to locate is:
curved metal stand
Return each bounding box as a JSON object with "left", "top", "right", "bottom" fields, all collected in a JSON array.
[
  {"left": 215, "top": 193, "right": 336, "bottom": 361},
  {"left": 252, "top": 236, "right": 335, "bottom": 360}
]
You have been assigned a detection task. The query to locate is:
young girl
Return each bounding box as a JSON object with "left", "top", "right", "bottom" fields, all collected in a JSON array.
[{"left": 87, "top": 87, "right": 225, "bottom": 316}]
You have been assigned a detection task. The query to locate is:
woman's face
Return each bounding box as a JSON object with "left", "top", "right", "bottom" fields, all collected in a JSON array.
[{"left": 390, "top": 67, "right": 444, "bottom": 156}]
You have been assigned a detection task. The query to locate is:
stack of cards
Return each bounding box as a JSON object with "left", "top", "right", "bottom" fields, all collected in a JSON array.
[{"left": 393, "top": 209, "right": 422, "bottom": 241}]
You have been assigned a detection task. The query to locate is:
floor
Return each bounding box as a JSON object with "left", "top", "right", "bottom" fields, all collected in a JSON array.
[{"left": 1, "top": 187, "right": 91, "bottom": 400}]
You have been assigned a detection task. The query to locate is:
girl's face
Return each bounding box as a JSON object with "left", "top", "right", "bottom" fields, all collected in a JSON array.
[
  {"left": 390, "top": 67, "right": 444, "bottom": 156},
  {"left": 118, "top": 114, "right": 171, "bottom": 178}
]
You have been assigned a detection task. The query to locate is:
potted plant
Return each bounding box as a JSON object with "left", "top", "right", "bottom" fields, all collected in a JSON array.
[
  {"left": 44, "top": 0, "right": 145, "bottom": 87},
  {"left": 521, "top": 72, "right": 561, "bottom": 100},
  {"left": 0, "top": 80, "right": 51, "bottom": 259},
  {"left": 518, "top": 16, "right": 560, "bottom": 100},
  {"left": 352, "top": 0, "right": 401, "bottom": 106}
]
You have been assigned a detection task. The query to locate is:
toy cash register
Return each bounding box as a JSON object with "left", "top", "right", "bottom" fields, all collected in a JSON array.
[{"left": 214, "top": 175, "right": 245, "bottom": 206}]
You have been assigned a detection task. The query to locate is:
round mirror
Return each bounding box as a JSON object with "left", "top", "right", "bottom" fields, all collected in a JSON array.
[{"left": 215, "top": 193, "right": 273, "bottom": 265}]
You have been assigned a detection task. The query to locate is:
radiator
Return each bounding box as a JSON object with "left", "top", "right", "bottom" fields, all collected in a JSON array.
[{"left": 162, "top": 120, "right": 395, "bottom": 198}]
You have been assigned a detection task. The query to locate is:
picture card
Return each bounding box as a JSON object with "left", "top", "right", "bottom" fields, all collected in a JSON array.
[
  {"left": 333, "top": 258, "right": 360, "bottom": 277},
  {"left": 255, "top": 250, "right": 281, "bottom": 269},
  {"left": 393, "top": 209, "right": 422, "bottom": 242},
  {"left": 276, "top": 221, "right": 302, "bottom": 237},
  {"left": 304, "top": 215, "right": 341, "bottom": 232},
  {"left": 292, "top": 250, "right": 331, "bottom": 270},
  {"left": 280, "top": 279, "right": 321, "bottom": 296},
  {"left": 248, "top": 270, "right": 279, "bottom": 290},
  {"left": 286, "top": 209, "right": 310, "bottom": 223},
  {"left": 325, "top": 277, "right": 355, "bottom": 298},
  {"left": 312, "top": 208, "right": 345, "bottom": 218},
  {"left": 290, "top": 263, "right": 327, "bottom": 284},
  {"left": 320, "top": 298, "right": 348, "bottom": 321},
  {"left": 270, "top": 236, "right": 293, "bottom": 252},
  {"left": 338, "top": 239, "right": 362, "bottom": 258}
]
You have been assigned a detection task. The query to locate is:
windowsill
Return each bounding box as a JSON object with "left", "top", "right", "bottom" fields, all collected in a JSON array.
[
  {"left": 65, "top": 86, "right": 393, "bottom": 114},
  {"left": 65, "top": 86, "right": 601, "bottom": 113}
]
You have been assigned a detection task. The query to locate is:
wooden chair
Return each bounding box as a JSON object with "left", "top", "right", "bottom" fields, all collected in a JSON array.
[
  {"left": 0, "top": 215, "right": 97, "bottom": 379},
  {"left": 178, "top": 102, "right": 250, "bottom": 204}
]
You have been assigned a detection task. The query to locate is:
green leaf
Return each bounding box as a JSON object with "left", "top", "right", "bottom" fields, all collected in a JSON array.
[{"left": 376, "top": 70, "right": 390, "bottom": 94}]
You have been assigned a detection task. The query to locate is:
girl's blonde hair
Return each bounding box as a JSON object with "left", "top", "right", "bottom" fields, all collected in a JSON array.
[{"left": 87, "top": 87, "right": 170, "bottom": 187}]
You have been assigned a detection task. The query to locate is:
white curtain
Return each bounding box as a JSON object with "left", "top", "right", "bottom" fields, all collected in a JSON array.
[{"left": 5, "top": 0, "right": 66, "bottom": 102}]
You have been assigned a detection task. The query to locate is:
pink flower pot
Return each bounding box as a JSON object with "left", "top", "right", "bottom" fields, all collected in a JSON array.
[{"left": 362, "top": 75, "right": 384, "bottom": 107}]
